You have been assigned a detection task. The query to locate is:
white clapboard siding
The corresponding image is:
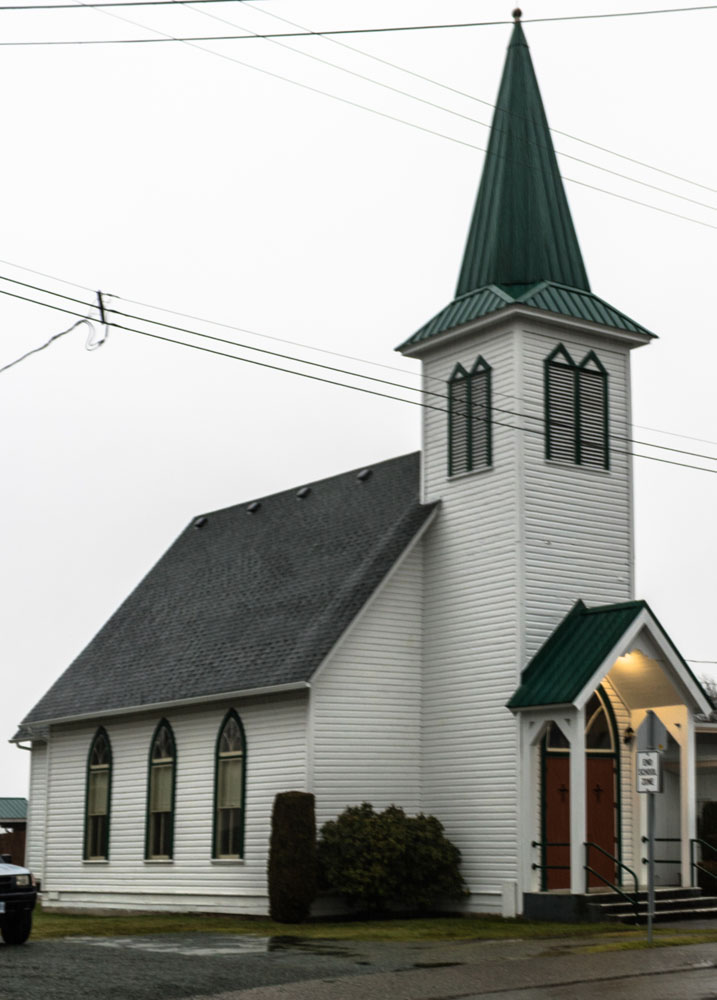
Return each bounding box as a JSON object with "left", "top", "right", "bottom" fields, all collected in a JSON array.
[
  {"left": 26, "top": 741, "right": 48, "bottom": 880},
  {"left": 521, "top": 325, "right": 633, "bottom": 658},
  {"left": 417, "top": 313, "right": 638, "bottom": 910},
  {"left": 40, "top": 692, "right": 308, "bottom": 913},
  {"left": 601, "top": 677, "right": 635, "bottom": 873},
  {"left": 311, "top": 540, "right": 423, "bottom": 824},
  {"left": 420, "top": 322, "right": 522, "bottom": 910}
]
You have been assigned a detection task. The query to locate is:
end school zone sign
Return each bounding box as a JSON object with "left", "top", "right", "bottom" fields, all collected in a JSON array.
[{"left": 637, "top": 751, "right": 663, "bottom": 793}]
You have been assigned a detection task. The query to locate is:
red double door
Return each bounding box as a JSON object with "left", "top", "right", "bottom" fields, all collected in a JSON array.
[{"left": 544, "top": 755, "right": 617, "bottom": 890}]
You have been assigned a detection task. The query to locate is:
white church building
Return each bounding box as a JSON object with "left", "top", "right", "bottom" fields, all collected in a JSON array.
[{"left": 14, "top": 14, "right": 713, "bottom": 919}]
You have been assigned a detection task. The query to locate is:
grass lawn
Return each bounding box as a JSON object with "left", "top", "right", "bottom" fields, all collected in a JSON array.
[{"left": 29, "top": 908, "right": 645, "bottom": 943}]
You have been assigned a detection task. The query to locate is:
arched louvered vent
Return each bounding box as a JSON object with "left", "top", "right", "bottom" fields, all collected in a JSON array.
[
  {"left": 577, "top": 353, "right": 609, "bottom": 469},
  {"left": 448, "top": 357, "right": 492, "bottom": 475},
  {"left": 545, "top": 346, "right": 609, "bottom": 470},
  {"left": 545, "top": 345, "right": 576, "bottom": 463}
]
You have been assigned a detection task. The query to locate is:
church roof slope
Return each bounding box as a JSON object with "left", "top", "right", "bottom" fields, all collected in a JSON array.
[{"left": 22, "top": 452, "right": 434, "bottom": 726}]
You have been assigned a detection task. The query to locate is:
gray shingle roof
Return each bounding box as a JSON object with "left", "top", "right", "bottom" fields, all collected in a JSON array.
[{"left": 22, "top": 453, "right": 434, "bottom": 725}]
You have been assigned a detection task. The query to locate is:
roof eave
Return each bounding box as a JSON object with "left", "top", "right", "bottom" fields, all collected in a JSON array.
[
  {"left": 398, "top": 303, "right": 655, "bottom": 358},
  {"left": 18, "top": 680, "right": 311, "bottom": 730}
]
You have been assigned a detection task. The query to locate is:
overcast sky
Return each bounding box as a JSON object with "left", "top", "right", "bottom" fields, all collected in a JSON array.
[{"left": 1, "top": 0, "right": 716, "bottom": 796}]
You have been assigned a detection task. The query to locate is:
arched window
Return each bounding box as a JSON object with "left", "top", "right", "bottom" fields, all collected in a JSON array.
[
  {"left": 448, "top": 356, "right": 492, "bottom": 475},
  {"left": 146, "top": 720, "right": 176, "bottom": 859},
  {"left": 545, "top": 345, "right": 609, "bottom": 469},
  {"left": 85, "top": 728, "right": 111, "bottom": 860},
  {"left": 213, "top": 710, "right": 246, "bottom": 859}
]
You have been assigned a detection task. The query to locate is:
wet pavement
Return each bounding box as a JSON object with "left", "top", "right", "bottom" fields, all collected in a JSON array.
[{"left": 1, "top": 930, "right": 717, "bottom": 999}]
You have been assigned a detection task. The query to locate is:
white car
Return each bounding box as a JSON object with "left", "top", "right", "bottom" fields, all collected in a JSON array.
[{"left": 0, "top": 855, "right": 37, "bottom": 945}]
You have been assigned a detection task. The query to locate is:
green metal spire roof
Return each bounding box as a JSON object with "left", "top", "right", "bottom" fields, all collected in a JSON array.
[
  {"left": 457, "top": 16, "right": 589, "bottom": 296},
  {"left": 396, "top": 17, "right": 656, "bottom": 354}
]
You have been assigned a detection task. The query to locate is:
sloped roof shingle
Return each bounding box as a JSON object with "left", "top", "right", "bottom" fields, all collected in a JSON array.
[{"left": 22, "top": 452, "right": 434, "bottom": 725}]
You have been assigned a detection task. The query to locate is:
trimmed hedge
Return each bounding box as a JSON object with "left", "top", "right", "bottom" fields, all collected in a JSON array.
[
  {"left": 317, "top": 802, "right": 466, "bottom": 913},
  {"left": 267, "top": 791, "right": 317, "bottom": 923}
]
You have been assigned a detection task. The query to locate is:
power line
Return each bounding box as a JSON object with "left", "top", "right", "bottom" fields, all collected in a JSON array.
[
  {"left": 7, "top": 23, "right": 713, "bottom": 236},
  {"left": 0, "top": 0, "right": 269, "bottom": 7},
  {"left": 7, "top": 277, "right": 707, "bottom": 474},
  {"left": 239, "top": 0, "right": 717, "bottom": 198},
  {"left": 0, "top": 3, "right": 714, "bottom": 23},
  {"left": 39, "top": 1, "right": 717, "bottom": 230},
  {"left": 137, "top": 0, "right": 717, "bottom": 215},
  {"left": 1, "top": 270, "right": 716, "bottom": 466},
  {"left": 5, "top": 1, "right": 715, "bottom": 214},
  {"left": 0, "top": 316, "right": 92, "bottom": 373},
  {"left": 107, "top": 316, "right": 717, "bottom": 477}
]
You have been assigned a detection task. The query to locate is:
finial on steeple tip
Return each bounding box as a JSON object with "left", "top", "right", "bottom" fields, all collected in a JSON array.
[{"left": 512, "top": 8, "right": 522, "bottom": 20}]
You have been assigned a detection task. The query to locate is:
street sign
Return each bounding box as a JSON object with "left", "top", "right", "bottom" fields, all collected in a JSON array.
[
  {"left": 637, "top": 750, "right": 662, "bottom": 793},
  {"left": 636, "top": 711, "right": 668, "bottom": 753},
  {"left": 634, "top": 709, "right": 670, "bottom": 945}
]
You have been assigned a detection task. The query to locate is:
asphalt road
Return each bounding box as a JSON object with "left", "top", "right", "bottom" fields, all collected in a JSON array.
[{"left": 2, "top": 931, "right": 717, "bottom": 1000}]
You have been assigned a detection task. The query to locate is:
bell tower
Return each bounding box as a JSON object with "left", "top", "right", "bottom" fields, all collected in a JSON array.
[{"left": 397, "top": 11, "right": 654, "bottom": 912}]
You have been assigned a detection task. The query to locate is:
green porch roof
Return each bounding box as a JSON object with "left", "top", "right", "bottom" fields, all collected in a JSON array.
[
  {"left": 508, "top": 600, "right": 647, "bottom": 709},
  {"left": 0, "top": 797, "right": 27, "bottom": 822},
  {"left": 398, "top": 281, "right": 655, "bottom": 350}
]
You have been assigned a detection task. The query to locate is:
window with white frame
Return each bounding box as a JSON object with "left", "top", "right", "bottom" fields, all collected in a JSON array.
[{"left": 213, "top": 710, "right": 246, "bottom": 858}]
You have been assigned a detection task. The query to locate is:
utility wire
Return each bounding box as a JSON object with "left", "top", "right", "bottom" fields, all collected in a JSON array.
[
  {"left": 0, "top": 0, "right": 269, "bottom": 5},
  {"left": 1, "top": 271, "right": 716, "bottom": 464},
  {"left": 0, "top": 3, "right": 714, "bottom": 23},
  {"left": 0, "top": 317, "right": 92, "bottom": 373},
  {"left": 4, "top": 3, "right": 711, "bottom": 199},
  {"left": 241, "top": 0, "right": 717, "bottom": 198},
  {"left": 107, "top": 315, "right": 717, "bottom": 477},
  {"left": 1, "top": 282, "right": 717, "bottom": 476},
  {"left": 18, "top": 4, "right": 717, "bottom": 230},
  {"left": 6, "top": 0, "right": 715, "bottom": 209},
  {"left": 140, "top": 0, "right": 717, "bottom": 214},
  {"left": 10, "top": 7, "right": 715, "bottom": 236}
]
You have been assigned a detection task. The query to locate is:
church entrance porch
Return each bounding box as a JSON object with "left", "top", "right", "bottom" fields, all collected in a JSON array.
[
  {"left": 509, "top": 600, "right": 713, "bottom": 917},
  {"left": 542, "top": 690, "right": 619, "bottom": 892}
]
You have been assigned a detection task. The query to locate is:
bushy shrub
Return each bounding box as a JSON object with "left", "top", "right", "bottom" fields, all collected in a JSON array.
[
  {"left": 267, "top": 791, "right": 317, "bottom": 923},
  {"left": 317, "top": 802, "right": 465, "bottom": 913}
]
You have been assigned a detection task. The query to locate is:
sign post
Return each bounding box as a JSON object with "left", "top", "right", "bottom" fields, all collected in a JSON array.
[{"left": 636, "top": 711, "right": 667, "bottom": 944}]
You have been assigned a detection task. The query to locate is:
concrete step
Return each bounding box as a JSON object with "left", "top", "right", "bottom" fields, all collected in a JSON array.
[{"left": 588, "top": 890, "right": 717, "bottom": 924}]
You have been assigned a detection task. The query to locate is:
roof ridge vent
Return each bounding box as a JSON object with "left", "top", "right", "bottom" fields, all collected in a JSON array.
[
  {"left": 296, "top": 486, "right": 311, "bottom": 499},
  {"left": 193, "top": 516, "right": 208, "bottom": 529},
  {"left": 357, "top": 468, "right": 372, "bottom": 482},
  {"left": 247, "top": 501, "right": 261, "bottom": 514}
]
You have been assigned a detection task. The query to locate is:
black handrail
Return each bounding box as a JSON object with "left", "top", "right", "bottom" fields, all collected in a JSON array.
[
  {"left": 585, "top": 841, "right": 640, "bottom": 924},
  {"left": 690, "top": 838, "right": 717, "bottom": 887}
]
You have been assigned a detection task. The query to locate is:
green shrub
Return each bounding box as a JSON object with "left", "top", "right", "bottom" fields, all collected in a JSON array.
[
  {"left": 267, "top": 791, "right": 317, "bottom": 923},
  {"left": 317, "top": 803, "right": 465, "bottom": 914}
]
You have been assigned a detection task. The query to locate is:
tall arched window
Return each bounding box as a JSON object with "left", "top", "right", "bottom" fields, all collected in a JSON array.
[
  {"left": 545, "top": 345, "right": 609, "bottom": 469},
  {"left": 146, "top": 720, "right": 176, "bottom": 859},
  {"left": 84, "top": 727, "right": 111, "bottom": 860},
  {"left": 448, "top": 356, "right": 492, "bottom": 475},
  {"left": 213, "top": 710, "right": 246, "bottom": 859}
]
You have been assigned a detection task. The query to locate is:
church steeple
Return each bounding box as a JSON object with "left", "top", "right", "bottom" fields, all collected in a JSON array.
[{"left": 456, "top": 10, "right": 590, "bottom": 296}]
